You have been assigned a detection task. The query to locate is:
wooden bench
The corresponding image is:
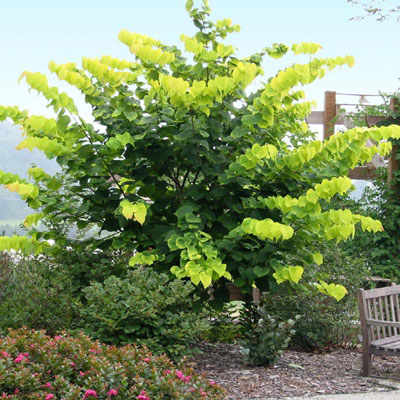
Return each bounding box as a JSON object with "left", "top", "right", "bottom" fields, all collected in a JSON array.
[{"left": 358, "top": 285, "right": 400, "bottom": 376}]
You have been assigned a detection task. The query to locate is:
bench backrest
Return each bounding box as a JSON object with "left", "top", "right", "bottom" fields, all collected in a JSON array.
[{"left": 358, "top": 285, "right": 400, "bottom": 341}]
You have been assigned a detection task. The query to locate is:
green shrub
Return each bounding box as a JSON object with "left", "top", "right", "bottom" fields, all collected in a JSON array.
[
  {"left": 80, "top": 267, "right": 209, "bottom": 361},
  {"left": 202, "top": 301, "right": 242, "bottom": 344},
  {"left": 35, "top": 239, "right": 131, "bottom": 299},
  {"left": 0, "top": 253, "right": 77, "bottom": 335},
  {"left": 263, "top": 243, "right": 369, "bottom": 350},
  {"left": 238, "top": 302, "right": 295, "bottom": 366},
  {"left": 0, "top": 327, "right": 224, "bottom": 399}
]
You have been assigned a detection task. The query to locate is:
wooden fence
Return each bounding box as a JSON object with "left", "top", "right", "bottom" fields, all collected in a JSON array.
[{"left": 307, "top": 91, "right": 399, "bottom": 181}]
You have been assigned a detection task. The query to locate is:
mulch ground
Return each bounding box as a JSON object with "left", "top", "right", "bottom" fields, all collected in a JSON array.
[{"left": 189, "top": 342, "right": 400, "bottom": 399}]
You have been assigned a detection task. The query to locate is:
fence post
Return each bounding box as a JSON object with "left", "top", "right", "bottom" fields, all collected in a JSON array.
[
  {"left": 323, "top": 91, "right": 336, "bottom": 140},
  {"left": 388, "top": 97, "right": 399, "bottom": 186}
]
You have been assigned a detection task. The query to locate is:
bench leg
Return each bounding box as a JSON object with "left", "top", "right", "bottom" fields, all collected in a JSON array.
[{"left": 361, "top": 352, "right": 372, "bottom": 377}]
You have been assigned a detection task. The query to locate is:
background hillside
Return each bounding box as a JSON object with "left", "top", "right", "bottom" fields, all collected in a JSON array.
[{"left": 0, "top": 122, "right": 59, "bottom": 235}]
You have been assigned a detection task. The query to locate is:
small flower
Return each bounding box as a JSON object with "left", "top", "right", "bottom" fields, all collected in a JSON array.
[
  {"left": 14, "top": 389, "right": 19, "bottom": 394},
  {"left": 14, "top": 354, "right": 25, "bottom": 363},
  {"left": 1, "top": 352, "right": 9, "bottom": 358},
  {"left": 143, "top": 357, "right": 150, "bottom": 363},
  {"left": 137, "top": 391, "right": 150, "bottom": 400},
  {"left": 83, "top": 389, "right": 98, "bottom": 399},
  {"left": 176, "top": 370, "right": 184, "bottom": 379},
  {"left": 70, "top": 362, "right": 76, "bottom": 367},
  {"left": 209, "top": 380, "right": 216, "bottom": 385},
  {"left": 164, "top": 369, "right": 171, "bottom": 375},
  {"left": 107, "top": 389, "right": 118, "bottom": 396},
  {"left": 45, "top": 395, "right": 54, "bottom": 400},
  {"left": 79, "top": 371, "right": 85, "bottom": 376},
  {"left": 44, "top": 382, "right": 53, "bottom": 389},
  {"left": 54, "top": 336, "right": 62, "bottom": 340}
]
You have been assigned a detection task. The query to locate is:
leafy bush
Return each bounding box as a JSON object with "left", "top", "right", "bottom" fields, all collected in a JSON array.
[
  {"left": 342, "top": 93, "right": 400, "bottom": 282},
  {"left": 40, "top": 243, "right": 131, "bottom": 299},
  {"left": 0, "top": 253, "right": 77, "bottom": 335},
  {"left": 202, "top": 302, "right": 242, "bottom": 344},
  {"left": 238, "top": 302, "right": 295, "bottom": 366},
  {"left": 80, "top": 267, "right": 209, "bottom": 361},
  {"left": 0, "top": 328, "right": 224, "bottom": 399},
  {"left": 340, "top": 168, "right": 400, "bottom": 283},
  {"left": 263, "top": 243, "right": 370, "bottom": 350}
]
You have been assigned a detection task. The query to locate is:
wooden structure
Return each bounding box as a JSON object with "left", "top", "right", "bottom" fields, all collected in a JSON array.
[
  {"left": 307, "top": 91, "right": 399, "bottom": 181},
  {"left": 357, "top": 285, "right": 400, "bottom": 377},
  {"left": 229, "top": 284, "right": 260, "bottom": 305}
]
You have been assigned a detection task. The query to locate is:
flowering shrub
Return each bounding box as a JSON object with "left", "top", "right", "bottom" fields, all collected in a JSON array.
[{"left": 0, "top": 328, "right": 224, "bottom": 399}]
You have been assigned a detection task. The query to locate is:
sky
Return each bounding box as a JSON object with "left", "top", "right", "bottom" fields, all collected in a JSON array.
[{"left": 0, "top": 0, "right": 399, "bottom": 120}]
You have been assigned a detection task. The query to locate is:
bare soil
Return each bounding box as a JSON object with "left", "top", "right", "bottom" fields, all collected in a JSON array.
[{"left": 189, "top": 342, "right": 400, "bottom": 399}]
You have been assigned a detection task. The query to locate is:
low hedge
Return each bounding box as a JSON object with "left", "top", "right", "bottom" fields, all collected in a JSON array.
[{"left": 0, "top": 328, "right": 224, "bottom": 399}]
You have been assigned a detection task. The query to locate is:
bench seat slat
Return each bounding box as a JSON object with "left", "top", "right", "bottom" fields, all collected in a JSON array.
[
  {"left": 373, "top": 342, "right": 400, "bottom": 351},
  {"left": 373, "top": 340, "right": 400, "bottom": 349},
  {"left": 371, "top": 335, "right": 400, "bottom": 346}
]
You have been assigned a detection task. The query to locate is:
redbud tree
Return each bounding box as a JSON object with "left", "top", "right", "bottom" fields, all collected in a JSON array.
[{"left": 1, "top": 0, "right": 399, "bottom": 302}]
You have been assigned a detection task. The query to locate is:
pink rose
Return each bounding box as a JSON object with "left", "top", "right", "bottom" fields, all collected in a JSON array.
[
  {"left": 143, "top": 357, "right": 150, "bottom": 363},
  {"left": 45, "top": 395, "right": 54, "bottom": 400},
  {"left": 107, "top": 389, "right": 118, "bottom": 396}
]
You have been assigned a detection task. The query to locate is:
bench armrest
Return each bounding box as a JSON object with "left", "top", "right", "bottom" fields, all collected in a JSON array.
[{"left": 366, "top": 318, "right": 400, "bottom": 328}]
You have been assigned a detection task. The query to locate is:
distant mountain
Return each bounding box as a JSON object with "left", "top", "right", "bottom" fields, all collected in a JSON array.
[{"left": 0, "top": 121, "right": 59, "bottom": 226}]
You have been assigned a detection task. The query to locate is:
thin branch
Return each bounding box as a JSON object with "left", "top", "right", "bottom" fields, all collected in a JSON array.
[
  {"left": 71, "top": 115, "right": 127, "bottom": 199},
  {"left": 192, "top": 170, "right": 201, "bottom": 185},
  {"left": 181, "top": 167, "right": 192, "bottom": 188}
]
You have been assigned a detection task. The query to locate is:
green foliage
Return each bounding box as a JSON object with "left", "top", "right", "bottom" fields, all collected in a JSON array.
[
  {"left": 0, "top": 252, "right": 77, "bottom": 335},
  {"left": 238, "top": 302, "right": 296, "bottom": 366},
  {"left": 0, "top": 328, "right": 224, "bottom": 399},
  {"left": 263, "top": 243, "right": 370, "bottom": 350},
  {"left": 0, "top": 1, "right": 398, "bottom": 302},
  {"left": 39, "top": 242, "right": 131, "bottom": 300},
  {"left": 80, "top": 267, "right": 209, "bottom": 361},
  {"left": 202, "top": 301, "right": 242, "bottom": 343},
  {"left": 347, "top": 91, "right": 400, "bottom": 127},
  {"left": 341, "top": 169, "right": 400, "bottom": 282},
  {"left": 341, "top": 92, "right": 400, "bottom": 282}
]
